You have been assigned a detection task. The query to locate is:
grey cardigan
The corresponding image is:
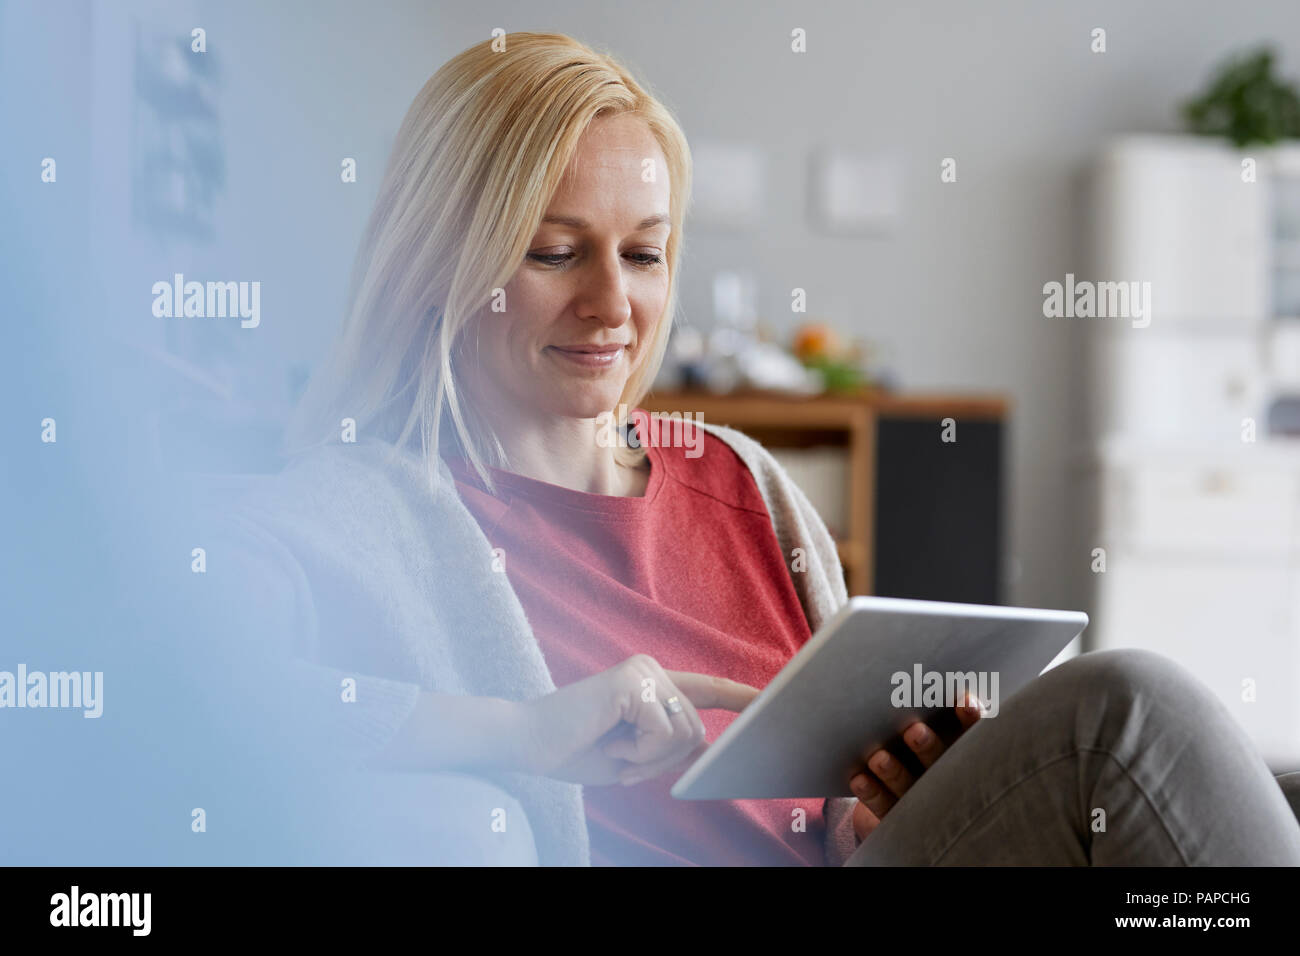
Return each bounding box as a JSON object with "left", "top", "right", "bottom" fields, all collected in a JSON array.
[{"left": 205, "top": 420, "right": 861, "bottom": 866}]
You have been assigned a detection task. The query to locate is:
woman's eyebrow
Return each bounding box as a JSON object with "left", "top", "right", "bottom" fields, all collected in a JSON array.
[{"left": 540, "top": 213, "right": 670, "bottom": 230}]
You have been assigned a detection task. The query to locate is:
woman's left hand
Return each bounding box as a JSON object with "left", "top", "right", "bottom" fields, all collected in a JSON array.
[{"left": 849, "top": 694, "right": 984, "bottom": 841}]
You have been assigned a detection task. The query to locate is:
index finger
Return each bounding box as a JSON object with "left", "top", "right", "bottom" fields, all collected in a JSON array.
[{"left": 664, "top": 671, "right": 760, "bottom": 712}]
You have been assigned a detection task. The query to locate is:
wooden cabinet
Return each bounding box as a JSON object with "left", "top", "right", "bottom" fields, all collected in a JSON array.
[{"left": 640, "top": 388, "right": 1008, "bottom": 600}]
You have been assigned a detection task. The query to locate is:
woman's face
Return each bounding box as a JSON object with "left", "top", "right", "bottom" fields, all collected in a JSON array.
[{"left": 460, "top": 113, "right": 672, "bottom": 426}]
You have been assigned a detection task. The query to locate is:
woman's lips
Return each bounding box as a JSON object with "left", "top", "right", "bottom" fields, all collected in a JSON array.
[{"left": 546, "top": 345, "right": 625, "bottom": 368}]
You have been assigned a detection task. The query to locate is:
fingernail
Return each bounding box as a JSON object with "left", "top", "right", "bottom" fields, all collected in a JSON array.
[
  {"left": 908, "top": 725, "right": 930, "bottom": 745},
  {"left": 872, "top": 753, "right": 892, "bottom": 771}
]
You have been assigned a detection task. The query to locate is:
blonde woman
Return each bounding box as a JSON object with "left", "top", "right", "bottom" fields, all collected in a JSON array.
[{"left": 210, "top": 32, "right": 1300, "bottom": 866}]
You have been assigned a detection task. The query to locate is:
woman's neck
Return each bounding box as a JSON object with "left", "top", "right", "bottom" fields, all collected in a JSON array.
[{"left": 478, "top": 407, "right": 647, "bottom": 497}]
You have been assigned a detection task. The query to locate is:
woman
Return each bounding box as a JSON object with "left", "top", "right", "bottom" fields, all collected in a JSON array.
[{"left": 215, "top": 32, "right": 1300, "bottom": 866}]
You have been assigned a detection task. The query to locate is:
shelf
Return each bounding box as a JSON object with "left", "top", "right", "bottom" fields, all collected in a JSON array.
[
  {"left": 643, "top": 387, "right": 1009, "bottom": 424},
  {"left": 835, "top": 539, "right": 866, "bottom": 568}
]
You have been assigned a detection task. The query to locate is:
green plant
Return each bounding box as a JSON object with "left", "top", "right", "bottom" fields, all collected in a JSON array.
[
  {"left": 1183, "top": 47, "right": 1300, "bottom": 147},
  {"left": 802, "top": 354, "right": 864, "bottom": 393}
]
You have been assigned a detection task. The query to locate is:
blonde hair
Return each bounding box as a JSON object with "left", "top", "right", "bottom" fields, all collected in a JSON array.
[{"left": 282, "top": 32, "right": 692, "bottom": 495}]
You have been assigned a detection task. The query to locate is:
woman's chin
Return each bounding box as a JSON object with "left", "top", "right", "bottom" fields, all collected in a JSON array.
[{"left": 541, "top": 392, "right": 630, "bottom": 421}]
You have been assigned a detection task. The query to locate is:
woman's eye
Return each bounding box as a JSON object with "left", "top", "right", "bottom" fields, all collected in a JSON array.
[
  {"left": 528, "top": 252, "right": 571, "bottom": 267},
  {"left": 526, "top": 251, "right": 664, "bottom": 269}
]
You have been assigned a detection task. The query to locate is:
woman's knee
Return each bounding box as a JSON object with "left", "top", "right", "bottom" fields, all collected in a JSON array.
[
  {"left": 1051, "top": 648, "right": 1206, "bottom": 703},
  {"left": 1043, "top": 647, "right": 1225, "bottom": 738}
]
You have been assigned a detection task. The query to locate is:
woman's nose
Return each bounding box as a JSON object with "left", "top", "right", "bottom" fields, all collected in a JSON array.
[{"left": 574, "top": 251, "right": 633, "bottom": 328}]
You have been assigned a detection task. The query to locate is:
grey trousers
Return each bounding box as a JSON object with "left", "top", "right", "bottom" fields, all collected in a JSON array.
[{"left": 843, "top": 648, "right": 1300, "bottom": 865}]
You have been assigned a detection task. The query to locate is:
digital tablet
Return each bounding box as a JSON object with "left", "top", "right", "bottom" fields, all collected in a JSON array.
[{"left": 670, "top": 595, "right": 1089, "bottom": 800}]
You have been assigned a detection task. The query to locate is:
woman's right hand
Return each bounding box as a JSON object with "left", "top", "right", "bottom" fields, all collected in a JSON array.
[{"left": 513, "top": 654, "right": 759, "bottom": 787}]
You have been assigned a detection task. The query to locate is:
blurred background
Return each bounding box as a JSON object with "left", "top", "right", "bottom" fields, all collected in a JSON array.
[{"left": 6, "top": 0, "right": 1300, "bottom": 864}]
